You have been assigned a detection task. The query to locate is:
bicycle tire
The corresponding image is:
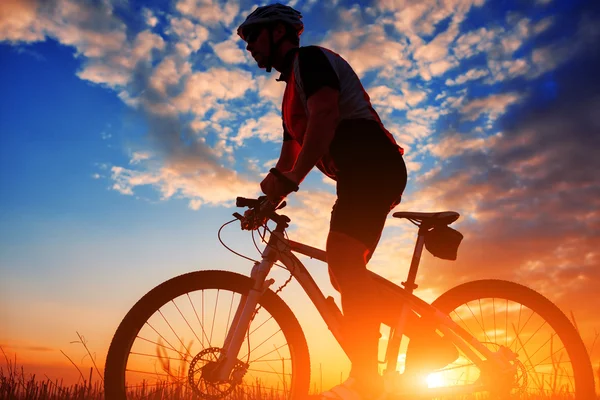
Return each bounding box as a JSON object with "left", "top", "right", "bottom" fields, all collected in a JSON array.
[
  {"left": 406, "top": 279, "right": 595, "bottom": 399},
  {"left": 104, "top": 270, "right": 311, "bottom": 399}
]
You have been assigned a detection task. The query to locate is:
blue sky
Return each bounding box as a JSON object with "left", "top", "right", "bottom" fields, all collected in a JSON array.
[{"left": 1, "top": 0, "right": 599, "bottom": 386}]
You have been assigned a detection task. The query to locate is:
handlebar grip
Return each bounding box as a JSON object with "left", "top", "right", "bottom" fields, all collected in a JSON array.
[
  {"left": 269, "top": 168, "right": 299, "bottom": 192},
  {"left": 236, "top": 197, "right": 261, "bottom": 208}
]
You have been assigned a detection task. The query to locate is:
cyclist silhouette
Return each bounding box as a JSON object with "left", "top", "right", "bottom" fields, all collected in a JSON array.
[{"left": 238, "top": 4, "right": 407, "bottom": 399}]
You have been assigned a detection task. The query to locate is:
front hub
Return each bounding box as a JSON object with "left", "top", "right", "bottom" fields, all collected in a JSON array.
[{"left": 187, "top": 347, "right": 248, "bottom": 399}]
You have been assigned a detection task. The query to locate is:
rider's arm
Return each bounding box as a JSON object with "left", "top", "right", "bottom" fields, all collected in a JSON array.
[
  {"left": 289, "top": 87, "right": 339, "bottom": 183},
  {"left": 275, "top": 137, "right": 301, "bottom": 172}
]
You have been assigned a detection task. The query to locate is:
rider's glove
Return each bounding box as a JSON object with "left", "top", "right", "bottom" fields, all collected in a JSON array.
[{"left": 260, "top": 168, "right": 299, "bottom": 203}]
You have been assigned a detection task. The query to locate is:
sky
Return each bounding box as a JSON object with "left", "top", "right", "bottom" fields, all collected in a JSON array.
[{"left": 1, "top": 0, "right": 599, "bottom": 390}]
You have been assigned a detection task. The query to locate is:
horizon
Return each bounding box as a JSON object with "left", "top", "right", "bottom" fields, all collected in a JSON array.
[{"left": 1, "top": 0, "right": 599, "bottom": 392}]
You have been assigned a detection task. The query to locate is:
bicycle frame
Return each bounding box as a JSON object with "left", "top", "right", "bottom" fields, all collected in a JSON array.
[{"left": 215, "top": 226, "right": 516, "bottom": 396}]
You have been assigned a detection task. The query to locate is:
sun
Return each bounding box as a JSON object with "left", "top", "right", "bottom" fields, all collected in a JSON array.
[{"left": 426, "top": 372, "right": 447, "bottom": 388}]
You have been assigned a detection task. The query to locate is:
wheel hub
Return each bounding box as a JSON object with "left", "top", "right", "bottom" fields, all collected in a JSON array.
[
  {"left": 477, "top": 346, "right": 528, "bottom": 396},
  {"left": 187, "top": 347, "right": 248, "bottom": 399}
]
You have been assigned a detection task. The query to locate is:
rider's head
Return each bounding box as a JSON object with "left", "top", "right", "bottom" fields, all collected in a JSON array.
[{"left": 237, "top": 3, "right": 303, "bottom": 73}]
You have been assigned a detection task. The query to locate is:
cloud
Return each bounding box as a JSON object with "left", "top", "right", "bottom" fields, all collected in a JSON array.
[
  {"left": 142, "top": 7, "right": 158, "bottom": 28},
  {"left": 175, "top": 0, "right": 240, "bottom": 27},
  {"left": 284, "top": 190, "right": 337, "bottom": 248},
  {"left": 378, "top": 0, "right": 484, "bottom": 36},
  {"left": 0, "top": 0, "right": 168, "bottom": 90},
  {"left": 111, "top": 155, "right": 258, "bottom": 209},
  {"left": 149, "top": 56, "right": 193, "bottom": 96},
  {"left": 369, "top": 84, "right": 428, "bottom": 114},
  {"left": 0, "top": 0, "right": 44, "bottom": 43},
  {"left": 375, "top": 0, "right": 485, "bottom": 80},
  {"left": 318, "top": 23, "right": 412, "bottom": 78},
  {"left": 0, "top": 0, "right": 261, "bottom": 209},
  {"left": 211, "top": 37, "right": 246, "bottom": 64},
  {"left": 171, "top": 67, "right": 254, "bottom": 118},
  {"left": 412, "top": 24, "right": 461, "bottom": 80},
  {"left": 453, "top": 27, "right": 496, "bottom": 60},
  {"left": 424, "top": 132, "right": 501, "bottom": 159},
  {"left": 445, "top": 68, "right": 488, "bottom": 86},
  {"left": 130, "top": 152, "right": 151, "bottom": 164},
  {"left": 232, "top": 112, "right": 283, "bottom": 146},
  {"left": 413, "top": 29, "right": 600, "bottom": 325},
  {"left": 167, "top": 16, "right": 209, "bottom": 53},
  {"left": 485, "top": 58, "right": 528, "bottom": 84},
  {"left": 2, "top": 0, "right": 124, "bottom": 56},
  {"left": 460, "top": 93, "right": 521, "bottom": 123},
  {"left": 255, "top": 75, "right": 285, "bottom": 107},
  {"left": 0, "top": 343, "right": 54, "bottom": 352}
]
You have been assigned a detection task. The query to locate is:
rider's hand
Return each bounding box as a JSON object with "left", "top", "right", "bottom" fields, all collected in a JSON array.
[{"left": 260, "top": 170, "right": 298, "bottom": 203}]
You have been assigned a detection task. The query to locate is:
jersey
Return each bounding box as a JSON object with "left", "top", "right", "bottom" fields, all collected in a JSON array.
[{"left": 279, "top": 45, "right": 403, "bottom": 180}]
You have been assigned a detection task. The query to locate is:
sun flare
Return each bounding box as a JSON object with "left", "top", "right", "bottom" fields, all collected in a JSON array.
[{"left": 426, "top": 372, "right": 447, "bottom": 388}]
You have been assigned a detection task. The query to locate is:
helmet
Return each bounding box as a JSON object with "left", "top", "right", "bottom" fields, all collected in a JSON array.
[{"left": 237, "top": 3, "right": 303, "bottom": 41}]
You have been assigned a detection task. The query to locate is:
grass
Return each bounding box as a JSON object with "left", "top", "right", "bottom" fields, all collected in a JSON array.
[
  {"left": 0, "top": 361, "right": 103, "bottom": 399},
  {"left": 1, "top": 326, "right": 598, "bottom": 399},
  {"left": 2, "top": 354, "right": 598, "bottom": 400}
]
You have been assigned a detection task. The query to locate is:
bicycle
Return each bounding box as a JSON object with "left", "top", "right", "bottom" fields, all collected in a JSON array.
[{"left": 104, "top": 193, "right": 596, "bottom": 399}]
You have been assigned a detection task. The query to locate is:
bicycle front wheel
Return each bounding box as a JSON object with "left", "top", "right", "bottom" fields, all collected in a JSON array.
[
  {"left": 414, "top": 279, "right": 595, "bottom": 399},
  {"left": 104, "top": 270, "right": 311, "bottom": 399}
]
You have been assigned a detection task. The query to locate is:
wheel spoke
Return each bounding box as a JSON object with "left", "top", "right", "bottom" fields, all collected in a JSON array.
[
  {"left": 478, "top": 299, "right": 488, "bottom": 343},
  {"left": 157, "top": 309, "right": 193, "bottom": 356},
  {"left": 106, "top": 272, "right": 308, "bottom": 399},
  {"left": 451, "top": 309, "right": 477, "bottom": 339},
  {"left": 505, "top": 299, "right": 508, "bottom": 347},
  {"left": 226, "top": 291, "right": 236, "bottom": 338},
  {"left": 249, "top": 342, "right": 290, "bottom": 364},
  {"left": 424, "top": 281, "right": 592, "bottom": 399},
  {"left": 187, "top": 292, "right": 211, "bottom": 348},
  {"left": 210, "top": 289, "right": 220, "bottom": 344},
  {"left": 171, "top": 298, "right": 202, "bottom": 345},
  {"left": 139, "top": 324, "right": 186, "bottom": 359},
  {"left": 525, "top": 330, "right": 555, "bottom": 361},
  {"left": 240, "top": 328, "right": 284, "bottom": 360},
  {"left": 509, "top": 308, "right": 535, "bottom": 352},
  {"left": 465, "top": 302, "right": 492, "bottom": 343},
  {"left": 492, "top": 297, "right": 497, "bottom": 344}
]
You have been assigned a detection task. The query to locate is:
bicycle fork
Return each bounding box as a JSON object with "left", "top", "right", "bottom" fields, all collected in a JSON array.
[{"left": 212, "top": 242, "right": 279, "bottom": 382}]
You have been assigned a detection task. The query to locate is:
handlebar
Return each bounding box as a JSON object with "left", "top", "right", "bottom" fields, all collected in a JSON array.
[
  {"left": 234, "top": 196, "right": 290, "bottom": 230},
  {"left": 236, "top": 197, "right": 263, "bottom": 208},
  {"left": 234, "top": 168, "right": 298, "bottom": 230}
]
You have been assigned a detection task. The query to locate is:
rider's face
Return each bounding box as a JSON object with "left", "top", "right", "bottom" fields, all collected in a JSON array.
[{"left": 245, "top": 26, "right": 269, "bottom": 69}]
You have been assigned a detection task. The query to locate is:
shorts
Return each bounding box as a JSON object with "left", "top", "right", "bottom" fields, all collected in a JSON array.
[{"left": 329, "top": 119, "right": 408, "bottom": 258}]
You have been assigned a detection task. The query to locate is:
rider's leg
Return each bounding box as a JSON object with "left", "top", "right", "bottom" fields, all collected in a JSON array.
[
  {"left": 327, "top": 230, "right": 383, "bottom": 396},
  {"left": 324, "top": 124, "right": 407, "bottom": 397}
]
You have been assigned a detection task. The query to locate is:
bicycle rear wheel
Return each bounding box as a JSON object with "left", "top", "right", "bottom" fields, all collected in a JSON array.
[
  {"left": 104, "top": 270, "right": 311, "bottom": 399},
  {"left": 407, "top": 279, "right": 595, "bottom": 399}
]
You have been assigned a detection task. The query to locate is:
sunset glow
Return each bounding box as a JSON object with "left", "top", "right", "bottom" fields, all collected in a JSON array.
[
  {"left": 1, "top": 0, "right": 599, "bottom": 398},
  {"left": 426, "top": 372, "right": 446, "bottom": 389}
]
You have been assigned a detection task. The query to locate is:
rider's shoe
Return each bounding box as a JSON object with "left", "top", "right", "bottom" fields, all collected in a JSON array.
[{"left": 320, "top": 376, "right": 386, "bottom": 400}]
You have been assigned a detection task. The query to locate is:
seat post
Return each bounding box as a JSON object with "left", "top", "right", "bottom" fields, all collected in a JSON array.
[{"left": 402, "top": 224, "right": 429, "bottom": 294}]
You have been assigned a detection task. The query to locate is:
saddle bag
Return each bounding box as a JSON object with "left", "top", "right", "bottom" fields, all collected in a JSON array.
[{"left": 424, "top": 225, "right": 463, "bottom": 260}]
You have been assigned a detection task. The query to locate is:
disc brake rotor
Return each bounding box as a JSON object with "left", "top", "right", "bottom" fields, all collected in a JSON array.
[{"left": 188, "top": 347, "right": 248, "bottom": 399}]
